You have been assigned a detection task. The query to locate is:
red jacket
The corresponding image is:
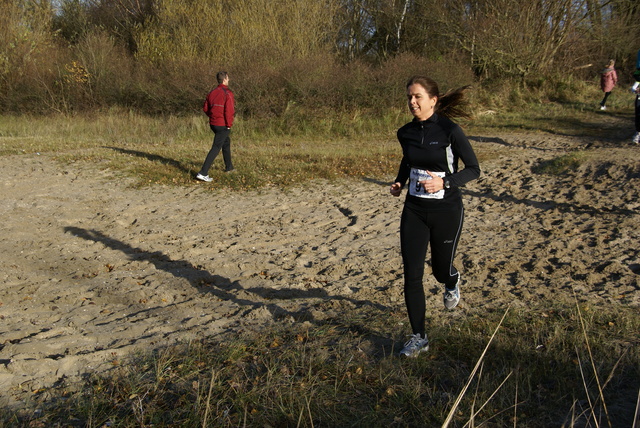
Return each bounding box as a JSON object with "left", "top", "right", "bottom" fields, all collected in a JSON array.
[{"left": 203, "top": 84, "right": 235, "bottom": 127}]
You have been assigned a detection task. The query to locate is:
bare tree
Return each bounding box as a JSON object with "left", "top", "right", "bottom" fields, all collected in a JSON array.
[
  {"left": 336, "top": 0, "right": 375, "bottom": 60},
  {"left": 336, "top": 0, "right": 415, "bottom": 60},
  {"left": 434, "top": 0, "right": 587, "bottom": 80}
]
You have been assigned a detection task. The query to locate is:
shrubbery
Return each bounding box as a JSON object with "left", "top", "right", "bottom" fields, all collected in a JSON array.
[{"left": 1, "top": 0, "right": 639, "bottom": 117}]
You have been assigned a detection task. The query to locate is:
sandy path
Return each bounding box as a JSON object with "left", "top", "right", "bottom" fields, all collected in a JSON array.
[{"left": 1, "top": 131, "right": 639, "bottom": 407}]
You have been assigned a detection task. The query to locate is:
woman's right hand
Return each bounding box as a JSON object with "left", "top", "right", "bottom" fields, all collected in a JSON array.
[{"left": 390, "top": 182, "right": 403, "bottom": 197}]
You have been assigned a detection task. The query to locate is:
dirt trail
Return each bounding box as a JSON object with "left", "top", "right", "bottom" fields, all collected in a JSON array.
[{"left": 1, "top": 130, "right": 639, "bottom": 407}]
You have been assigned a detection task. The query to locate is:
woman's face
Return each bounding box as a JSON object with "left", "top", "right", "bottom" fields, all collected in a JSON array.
[{"left": 407, "top": 83, "right": 437, "bottom": 121}]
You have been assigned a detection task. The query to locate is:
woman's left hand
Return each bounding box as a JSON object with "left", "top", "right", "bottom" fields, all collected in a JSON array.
[{"left": 419, "top": 171, "right": 444, "bottom": 193}]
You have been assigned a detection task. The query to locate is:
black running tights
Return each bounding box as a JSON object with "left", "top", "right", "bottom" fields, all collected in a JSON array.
[{"left": 400, "top": 203, "right": 463, "bottom": 336}]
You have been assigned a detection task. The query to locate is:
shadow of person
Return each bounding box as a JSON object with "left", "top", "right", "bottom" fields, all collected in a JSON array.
[
  {"left": 463, "top": 187, "right": 637, "bottom": 217},
  {"left": 362, "top": 177, "right": 392, "bottom": 186},
  {"left": 63, "top": 226, "right": 390, "bottom": 325},
  {"left": 64, "top": 226, "right": 278, "bottom": 308},
  {"left": 103, "top": 146, "right": 194, "bottom": 176}
]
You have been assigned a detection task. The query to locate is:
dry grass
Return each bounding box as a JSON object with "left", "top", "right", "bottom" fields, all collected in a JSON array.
[
  {"left": 0, "top": 111, "right": 402, "bottom": 190},
  {"left": 0, "top": 98, "right": 635, "bottom": 190},
  {"left": 2, "top": 301, "right": 637, "bottom": 427}
]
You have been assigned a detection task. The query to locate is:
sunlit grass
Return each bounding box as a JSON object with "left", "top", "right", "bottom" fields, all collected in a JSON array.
[
  {"left": 0, "top": 111, "right": 403, "bottom": 189},
  {"left": 469, "top": 101, "right": 636, "bottom": 137},
  {"left": 1, "top": 100, "right": 635, "bottom": 190},
  {"left": 4, "top": 302, "right": 637, "bottom": 427}
]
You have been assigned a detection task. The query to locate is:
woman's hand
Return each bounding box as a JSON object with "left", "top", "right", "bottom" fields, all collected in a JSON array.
[
  {"left": 390, "top": 182, "right": 403, "bottom": 197},
  {"left": 419, "top": 171, "right": 444, "bottom": 193}
]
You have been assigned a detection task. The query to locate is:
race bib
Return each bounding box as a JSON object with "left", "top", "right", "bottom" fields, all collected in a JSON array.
[{"left": 409, "top": 168, "right": 446, "bottom": 199}]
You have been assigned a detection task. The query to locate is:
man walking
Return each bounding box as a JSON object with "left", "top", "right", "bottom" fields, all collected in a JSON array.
[{"left": 196, "top": 71, "right": 235, "bottom": 182}]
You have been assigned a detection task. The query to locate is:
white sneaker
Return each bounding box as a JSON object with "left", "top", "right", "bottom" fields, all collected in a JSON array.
[
  {"left": 196, "top": 173, "right": 213, "bottom": 182},
  {"left": 633, "top": 132, "right": 640, "bottom": 144},
  {"left": 399, "top": 333, "right": 429, "bottom": 357},
  {"left": 600, "top": 105, "right": 606, "bottom": 111},
  {"left": 443, "top": 275, "right": 461, "bottom": 310}
]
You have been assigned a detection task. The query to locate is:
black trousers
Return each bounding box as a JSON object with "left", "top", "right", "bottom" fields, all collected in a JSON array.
[
  {"left": 400, "top": 202, "right": 463, "bottom": 336},
  {"left": 199, "top": 125, "right": 233, "bottom": 175}
]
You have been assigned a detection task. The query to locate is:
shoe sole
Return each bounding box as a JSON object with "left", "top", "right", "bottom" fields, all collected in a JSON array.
[
  {"left": 444, "top": 290, "right": 460, "bottom": 310},
  {"left": 444, "top": 290, "right": 460, "bottom": 309},
  {"left": 400, "top": 344, "right": 430, "bottom": 358},
  {"left": 444, "top": 276, "right": 461, "bottom": 310},
  {"left": 444, "top": 299, "right": 460, "bottom": 310}
]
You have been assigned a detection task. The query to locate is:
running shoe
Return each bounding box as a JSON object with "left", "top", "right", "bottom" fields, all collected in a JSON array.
[
  {"left": 633, "top": 132, "right": 640, "bottom": 144},
  {"left": 399, "top": 333, "right": 429, "bottom": 357},
  {"left": 444, "top": 278, "right": 461, "bottom": 310},
  {"left": 196, "top": 173, "right": 213, "bottom": 182}
]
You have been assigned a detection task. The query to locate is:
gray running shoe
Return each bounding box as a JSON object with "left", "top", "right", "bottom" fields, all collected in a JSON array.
[
  {"left": 444, "top": 276, "right": 461, "bottom": 310},
  {"left": 399, "top": 333, "right": 429, "bottom": 357},
  {"left": 196, "top": 173, "right": 213, "bottom": 182}
]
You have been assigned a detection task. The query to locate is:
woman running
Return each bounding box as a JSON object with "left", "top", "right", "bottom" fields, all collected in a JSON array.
[{"left": 390, "top": 75, "right": 480, "bottom": 357}]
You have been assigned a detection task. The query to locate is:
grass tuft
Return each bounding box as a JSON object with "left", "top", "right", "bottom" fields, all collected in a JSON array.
[{"left": 533, "top": 152, "right": 586, "bottom": 175}]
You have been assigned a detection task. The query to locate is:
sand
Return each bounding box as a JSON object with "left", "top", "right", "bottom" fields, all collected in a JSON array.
[{"left": 1, "top": 128, "right": 639, "bottom": 408}]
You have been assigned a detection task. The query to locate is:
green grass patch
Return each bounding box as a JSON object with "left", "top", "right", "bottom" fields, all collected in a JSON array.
[
  {"left": 4, "top": 302, "right": 638, "bottom": 427},
  {"left": 532, "top": 151, "right": 587, "bottom": 175}
]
